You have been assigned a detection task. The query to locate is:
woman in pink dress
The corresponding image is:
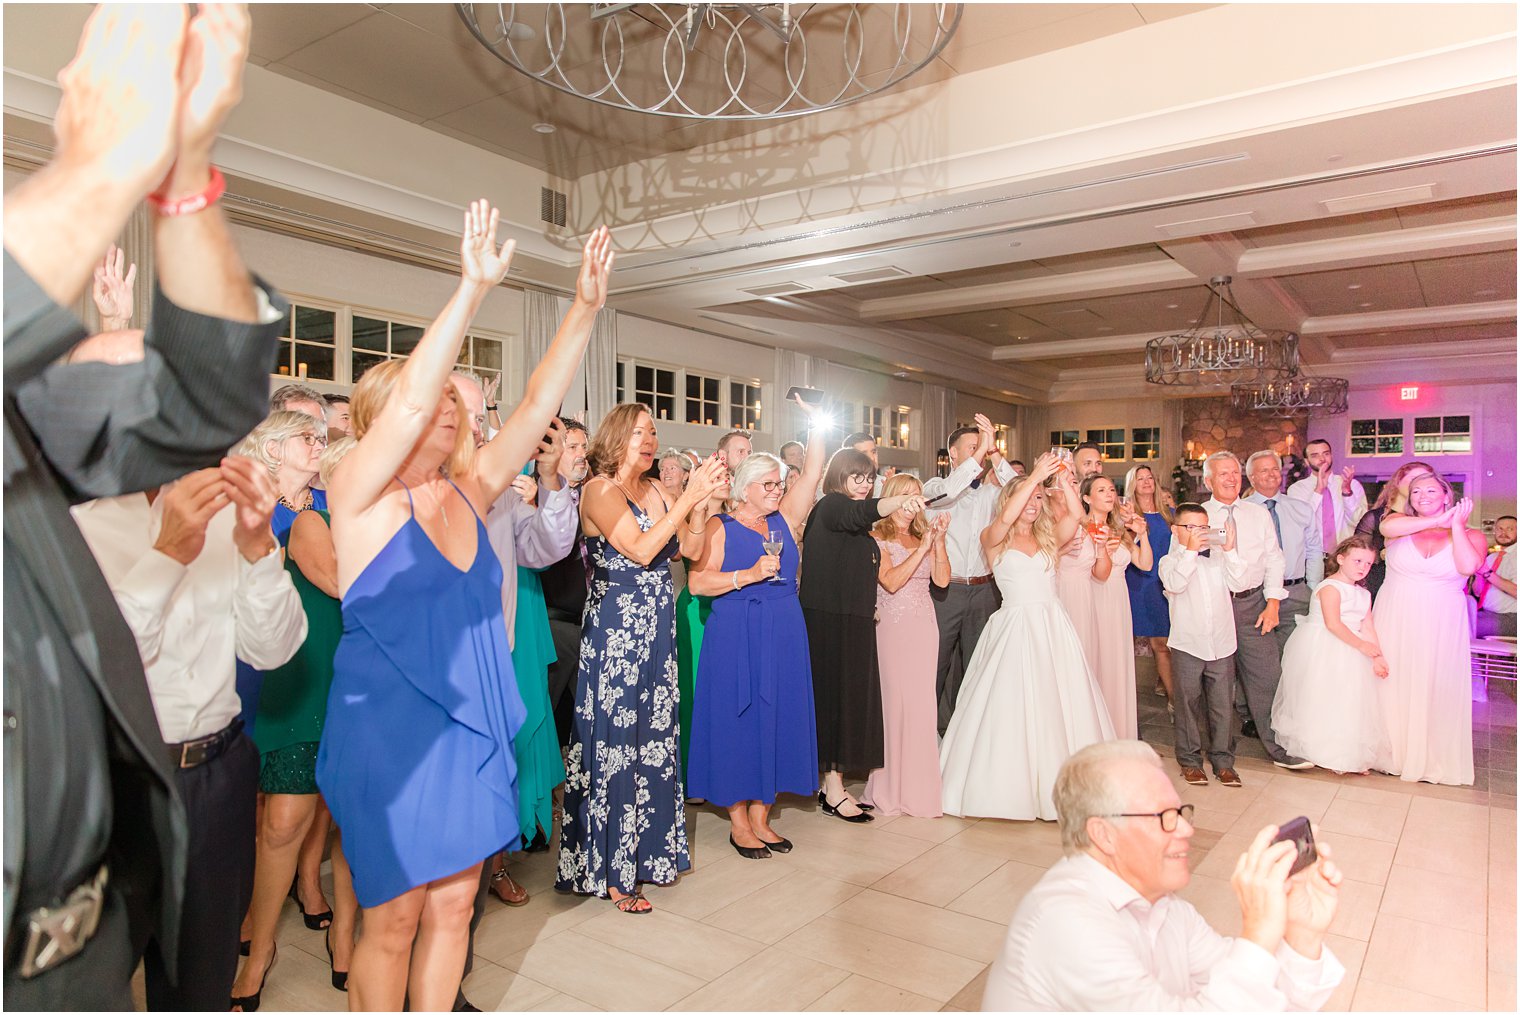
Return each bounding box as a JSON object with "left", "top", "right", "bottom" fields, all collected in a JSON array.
[
  {"left": 864, "top": 475, "right": 950, "bottom": 817},
  {"left": 1080, "top": 475, "right": 1153, "bottom": 738},
  {"left": 1049, "top": 469, "right": 1101, "bottom": 668},
  {"left": 1374, "top": 475, "right": 1486, "bottom": 785}
]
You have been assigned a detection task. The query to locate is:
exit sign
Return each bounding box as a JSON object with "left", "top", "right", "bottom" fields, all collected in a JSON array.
[{"left": 1400, "top": 385, "right": 1419, "bottom": 400}]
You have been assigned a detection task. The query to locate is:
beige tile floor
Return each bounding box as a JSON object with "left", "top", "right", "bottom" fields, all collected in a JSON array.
[{"left": 230, "top": 671, "right": 1516, "bottom": 1013}]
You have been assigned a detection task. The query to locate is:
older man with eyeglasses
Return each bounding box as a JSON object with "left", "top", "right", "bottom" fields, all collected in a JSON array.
[{"left": 982, "top": 741, "right": 1345, "bottom": 1011}]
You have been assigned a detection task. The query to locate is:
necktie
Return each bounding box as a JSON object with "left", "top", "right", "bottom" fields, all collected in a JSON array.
[
  {"left": 1264, "top": 498, "right": 1283, "bottom": 549},
  {"left": 1320, "top": 487, "right": 1336, "bottom": 551}
]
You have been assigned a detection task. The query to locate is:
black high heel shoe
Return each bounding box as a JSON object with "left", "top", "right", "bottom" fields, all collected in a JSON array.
[
  {"left": 326, "top": 927, "right": 348, "bottom": 992},
  {"left": 817, "top": 791, "right": 873, "bottom": 823},
  {"left": 289, "top": 875, "right": 333, "bottom": 930},
  {"left": 230, "top": 944, "right": 275, "bottom": 1012},
  {"left": 758, "top": 835, "right": 793, "bottom": 853},
  {"left": 729, "top": 834, "right": 772, "bottom": 860}
]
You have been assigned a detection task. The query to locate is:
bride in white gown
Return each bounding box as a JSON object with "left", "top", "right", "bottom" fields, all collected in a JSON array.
[{"left": 940, "top": 454, "right": 1116, "bottom": 821}]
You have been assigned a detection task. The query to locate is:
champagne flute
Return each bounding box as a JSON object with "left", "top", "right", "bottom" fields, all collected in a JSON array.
[{"left": 763, "top": 529, "right": 784, "bottom": 582}]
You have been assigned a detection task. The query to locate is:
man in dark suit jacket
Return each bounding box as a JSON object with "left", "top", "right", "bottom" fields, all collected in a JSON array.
[{"left": 2, "top": 6, "right": 283, "bottom": 1008}]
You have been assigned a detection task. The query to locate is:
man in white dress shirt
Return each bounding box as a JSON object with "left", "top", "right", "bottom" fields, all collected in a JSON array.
[
  {"left": 1475, "top": 514, "right": 1517, "bottom": 637},
  {"left": 1245, "top": 451, "right": 1323, "bottom": 656},
  {"left": 1202, "top": 452, "right": 1311, "bottom": 770},
  {"left": 982, "top": 740, "right": 1344, "bottom": 1011},
  {"left": 72, "top": 397, "right": 307, "bottom": 1012},
  {"left": 1286, "top": 439, "right": 1367, "bottom": 548},
  {"left": 923, "top": 414, "right": 1017, "bottom": 733}
]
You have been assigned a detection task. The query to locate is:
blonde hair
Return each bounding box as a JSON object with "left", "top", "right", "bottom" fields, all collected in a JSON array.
[
  {"left": 1402, "top": 472, "right": 1455, "bottom": 517},
  {"left": 319, "top": 435, "right": 358, "bottom": 488},
  {"left": 989, "top": 475, "right": 1060, "bottom": 565},
  {"left": 726, "top": 453, "right": 784, "bottom": 513},
  {"left": 236, "top": 410, "right": 326, "bottom": 476},
  {"left": 1123, "top": 464, "right": 1172, "bottom": 523},
  {"left": 587, "top": 403, "right": 652, "bottom": 478},
  {"left": 349, "top": 359, "right": 473, "bottom": 477},
  {"left": 872, "top": 473, "right": 927, "bottom": 541}
]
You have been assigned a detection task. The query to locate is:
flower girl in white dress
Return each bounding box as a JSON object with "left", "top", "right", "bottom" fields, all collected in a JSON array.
[{"left": 1271, "top": 536, "right": 1390, "bottom": 774}]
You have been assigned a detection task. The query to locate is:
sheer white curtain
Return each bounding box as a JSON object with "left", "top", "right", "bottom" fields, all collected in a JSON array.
[
  {"left": 1018, "top": 404, "right": 1050, "bottom": 467},
  {"left": 522, "top": 291, "right": 617, "bottom": 426},
  {"left": 584, "top": 307, "right": 618, "bottom": 426},
  {"left": 773, "top": 348, "right": 830, "bottom": 446},
  {"left": 921, "top": 382, "right": 957, "bottom": 477}
]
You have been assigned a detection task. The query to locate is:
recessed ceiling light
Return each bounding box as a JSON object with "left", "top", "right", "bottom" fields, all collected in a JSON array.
[
  {"left": 1327, "top": 154, "right": 1344, "bottom": 162},
  {"left": 1475, "top": 288, "right": 1499, "bottom": 296},
  {"left": 1009, "top": 241, "right": 1022, "bottom": 248},
  {"left": 1357, "top": 301, "right": 1373, "bottom": 308},
  {"left": 1165, "top": 303, "right": 1179, "bottom": 309},
  {"left": 1096, "top": 326, "right": 1114, "bottom": 332},
  {"left": 986, "top": 324, "right": 998, "bottom": 329},
  {"left": 532, "top": 122, "right": 556, "bottom": 134},
  {"left": 1347, "top": 283, "right": 1362, "bottom": 290},
  {"left": 1016, "top": 335, "right": 1029, "bottom": 342}
]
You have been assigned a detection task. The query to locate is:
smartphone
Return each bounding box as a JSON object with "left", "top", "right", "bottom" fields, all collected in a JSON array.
[
  {"left": 785, "top": 386, "right": 826, "bottom": 406},
  {"left": 1203, "top": 527, "right": 1230, "bottom": 546},
  {"left": 1273, "top": 815, "right": 1318, "bottom": 877},
  {"left": 924, "top": 493, "right": 949, "bottom": 506}
]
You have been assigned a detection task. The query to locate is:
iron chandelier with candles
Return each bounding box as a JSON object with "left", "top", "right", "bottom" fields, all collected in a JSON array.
[
  {"left": 1144, "top": 275, "right": 1300, "bottom": 387},
  {"left": 1230, "top": 373, "right": 1350, "bottom": 418},
  {"left": 456, "top": 3, "right": 963, "bottom": 120}
]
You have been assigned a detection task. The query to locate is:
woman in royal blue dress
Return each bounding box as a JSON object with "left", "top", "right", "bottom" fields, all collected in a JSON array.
[
  {"left": 686, "top": 397, "right": 827, "bottom": 857},
  {"left": 1122, "top": 463, "right": 1176, "bottom": 706},
  {"left": 556, "top": 404, "right": 727, "bottom": 913},
  {"left": 316, "top": 203, "right": 613, "bottom": 1010}
]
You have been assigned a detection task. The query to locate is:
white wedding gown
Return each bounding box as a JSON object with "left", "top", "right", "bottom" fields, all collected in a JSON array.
[{"left": 940, "top": 546, "right": 1116, "bottom": 821}]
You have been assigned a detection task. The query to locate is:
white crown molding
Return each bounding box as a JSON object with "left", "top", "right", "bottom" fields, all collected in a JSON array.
[
  {"left": 1301, "top": 300, "right": 1517, "bottom": 335},
  {"left": 859, "top": 261, "right": 1195, "bottom": 322},
  {"left": 1236, "top": 215, "right": 1517, "bottom": 277}
]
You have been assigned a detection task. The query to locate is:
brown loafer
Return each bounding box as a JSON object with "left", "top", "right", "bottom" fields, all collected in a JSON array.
[
  {"left": 1215, "top": 768, "right": 1243, "bottom": 787},
  {"left": 490, "top": 870, "right": 529, "bottom": 907},
  {"left": 1180, "top": 766, "right": 1208, "bottom": 786}
]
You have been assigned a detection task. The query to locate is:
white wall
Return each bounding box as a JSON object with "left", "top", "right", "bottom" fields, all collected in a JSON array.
[{"left": 1314, "top": 379, "right": 1517, "bottom": 529}]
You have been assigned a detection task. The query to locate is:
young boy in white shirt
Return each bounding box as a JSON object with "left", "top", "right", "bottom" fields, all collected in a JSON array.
[{"left": 1159, "top": 504, "right": 1248, "bottom": 788}]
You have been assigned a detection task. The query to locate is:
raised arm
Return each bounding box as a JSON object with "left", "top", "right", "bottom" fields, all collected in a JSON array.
[
  {"left": 1450, "top": 499, "right": 1487, "bottom": 576},
  {"left": 470, "top": 228, "right": 613, "bottom": 503},
  {"left": 982, "top": 454, "right": 1055, "bottom": 553},
  {"left": 779, "top": 395, "right": 830, "bottom": 529},
  {"left": 331, "top": 201, "right": 513, "bottom": 517},
  {"left": 582, "top": 461, "right": 726, "bottom": 568},
  {"left": 1379, "top": 506, "right": 1453, "bottom": 540}
]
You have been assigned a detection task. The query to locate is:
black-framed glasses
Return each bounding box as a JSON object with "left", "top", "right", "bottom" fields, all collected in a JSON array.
[
  {"left": 1176, "top": 523, "right": 1210, "bottom": 531},
  {"left": 848, "top": 472, "right": 877, "bottom": 484},
  {"left": 752, "top": 479, "right": 784, "bottom": 493},
  {"left": 1104, "top": 804, "right": 1195, "bottom": 832}
]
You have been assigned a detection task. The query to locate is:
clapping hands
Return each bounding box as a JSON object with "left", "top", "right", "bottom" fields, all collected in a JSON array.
[{"left": 688, "top": 454, "right": 729, "bottom": 500}]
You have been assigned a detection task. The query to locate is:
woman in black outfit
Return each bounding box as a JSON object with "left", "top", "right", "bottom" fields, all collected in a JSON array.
[
  {"left": 1356, "top": 460, "right": 1434, "bottom": 601},
  {"left": 800, "top": 449, "right": 926, "bottom": 822}
]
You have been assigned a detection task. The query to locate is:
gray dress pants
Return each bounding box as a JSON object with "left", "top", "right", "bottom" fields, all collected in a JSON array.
[
  {"left": 1231, "top": 589, "right": 1296, "bottom": 764},
  {"left": 932, "top": 581, "right": 1000, "bottom": 735}
]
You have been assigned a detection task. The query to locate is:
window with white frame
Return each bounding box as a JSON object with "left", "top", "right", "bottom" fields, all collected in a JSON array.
[
  {"left": 860, "top": 404, "right": 887, "bottom": 443},
  {"left": 1050, "top": 429, "right": 1080, "bottom": 451},
  {"left": 1086, "top": 427, "right": 1126, "bottom": 461},
  {"left": 1349, "top": 418, "right": 1405, "bottom": 457},
  {"left": 731, "top": 381, "right": 763, "bottom": 431},
  {"left": 1413, "top": 415, "right": 1472, "bottom": 454},
  {"left": 275, "top": 303, "right": 338, "bottom": 382},
  {"left": 632, "top": 362, "right": 677, "bottom": 422},
  {"left": 1131, "top": 426, "right": 1161, "bottom": 460},
  {"left": 885, "top": 406, "right": 913, "bottom": 449},
  {"left": 686, "top": 372, "right": 723, "bottom": 426}
]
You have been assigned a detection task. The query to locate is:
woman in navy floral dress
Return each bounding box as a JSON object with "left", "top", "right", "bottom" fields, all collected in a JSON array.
[{"left": 556, "top": 403, "right": 727, "bottom": 912}]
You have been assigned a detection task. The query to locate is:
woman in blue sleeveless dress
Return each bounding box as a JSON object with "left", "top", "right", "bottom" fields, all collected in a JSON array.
[
  {"left": 556, "top": 403, "right": 728, "bottom": 912},
  {"left": 314, "top": 204, "right": 615, "bottom": 1010},
  {"left": 1121, "top": 464, "right": 1176, "bottom": 705},
  {"left": 686, "top": 413, "right": 826, "bottom": 858}
]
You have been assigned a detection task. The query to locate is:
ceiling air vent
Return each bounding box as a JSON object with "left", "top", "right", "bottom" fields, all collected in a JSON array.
[
  {"left": 831, "top": 265, "right": 910, "bottom": 285},
  {"left": 699, "top": 314, "right": 776, "bottom": 336},
  {"left": 539, "top": 187, "right": 567, "bottom": 227},
  {"left": 742, "top": 282, "right": 811, "bottom": 298}
]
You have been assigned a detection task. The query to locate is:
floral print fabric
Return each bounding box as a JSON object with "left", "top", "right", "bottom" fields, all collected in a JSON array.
[{"left": 556, "top": 498, "right": 689, "bottom": 896}]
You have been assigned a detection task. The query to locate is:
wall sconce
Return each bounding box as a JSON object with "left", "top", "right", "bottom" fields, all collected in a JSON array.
[
  {"left": 935, "top": 447, "right": 950, "bottom": 478},
  {"left": 899, "top": 421, "right": 911, "bottom": 443}
]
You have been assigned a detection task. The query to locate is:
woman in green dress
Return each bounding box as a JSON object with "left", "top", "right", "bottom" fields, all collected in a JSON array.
[{"left": 237, "top": 441, "right": 360, "bottom": 1003}]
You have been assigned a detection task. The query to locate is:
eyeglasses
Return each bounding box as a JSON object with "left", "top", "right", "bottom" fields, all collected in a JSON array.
[
  {"left": 1103, "top": 804, "right": 1195, "bottom": 832},
  {"left": 848, "top": 472, "right": 877, "bottom": 484},
  {"left": 1176, "top": 523, "right": 1210, "bottom": 531},
  {"left": 751, "top": 480, "right": 784, "bottom": 493},
  {"left": 296, "top": 433, "right": 328, "bottom": 448}
]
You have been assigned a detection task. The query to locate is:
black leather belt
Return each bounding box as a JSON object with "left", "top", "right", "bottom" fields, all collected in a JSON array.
[
  {"left": 166, "top": 718, "right": 243, "bottom": 770},
  {"left": 948, "top": 575, "right": 993, "bottom": 586},
  {"left": 1231, "top": 585, "right": 1265, "bottom": 600},
  {"left": 1283, "top": 577, "right": 1307, "bottom": 587},
  {"left": 17, "top": 864, "right": 108, "bottom": 978}
]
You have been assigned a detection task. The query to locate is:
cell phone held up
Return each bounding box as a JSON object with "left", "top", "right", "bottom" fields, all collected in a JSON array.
[
  {"left": 785, "top": 386, "right": 826, "bottom": 406},
  {"left": 1273, "top": 815, "right": 1318, "bottom": 877}
]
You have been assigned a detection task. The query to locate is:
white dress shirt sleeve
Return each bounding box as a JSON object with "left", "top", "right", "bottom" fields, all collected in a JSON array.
[
  {"left": 108, "top": 548, "right": 189, "bottom": 664},
  {"left": 233, "top": 548, "right": 309, "bottom": 671},
  {"left": 1159, "top": 548, "right": 1198, "bottom": 595},
  {"left": 1260, "top": 507, "right": 1287, "bottom": 601},
  {"left": 1012, "top": 897, "right": 1340, "bottom": 1011},
  {"left": 1337, "top": 480, "right": 1368, "bottom": 537},
  {"left": 990, "top": 455, "right": 1017, "bottom": 484},
  {"left": 1221, "top": 547, "right": 1250, "bottom": 587},
  {"left": 515, "top": 483, "right": 579, "bottom": 569},
  {"left": 923, "top": 456, "right": 981, "bottom": 505},
  {"left": 1304, "top": 515, "right": 1324, "bottom": 588}
]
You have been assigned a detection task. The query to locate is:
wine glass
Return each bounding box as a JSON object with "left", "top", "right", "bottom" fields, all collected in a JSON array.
[{"left": 763, "top": 529, "right": 784, "bottom": 582}]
